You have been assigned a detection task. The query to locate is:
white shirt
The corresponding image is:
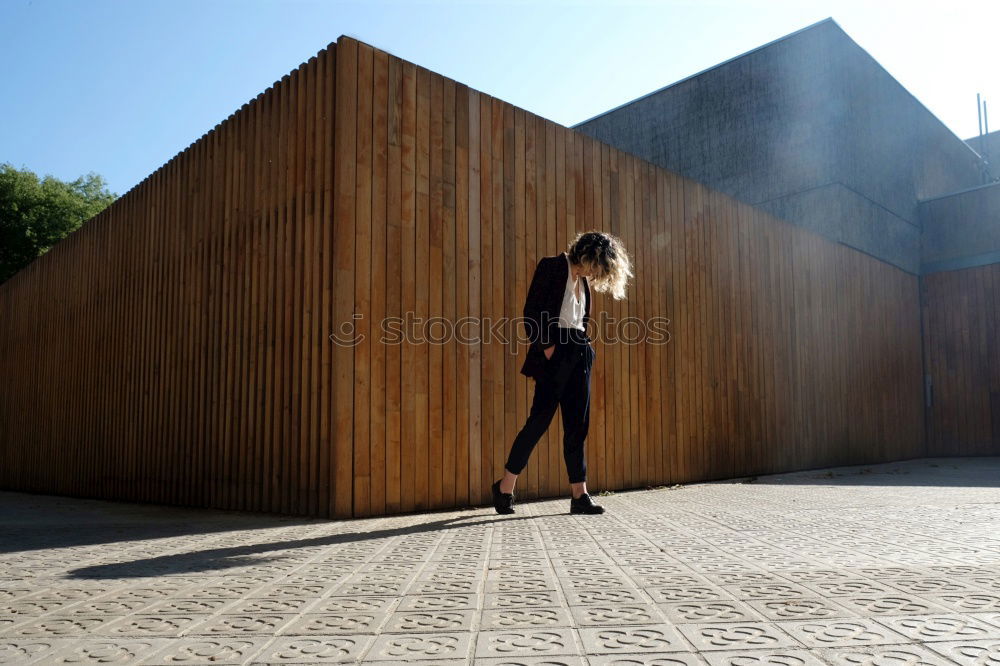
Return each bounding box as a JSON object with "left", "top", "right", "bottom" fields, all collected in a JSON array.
[{"left": 558, "top": 253, "right": 586, "bottom": 331}]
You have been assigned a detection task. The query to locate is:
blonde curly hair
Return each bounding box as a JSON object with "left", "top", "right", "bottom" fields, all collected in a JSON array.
[{"left": 566, "top": 231, "right": 633, "bottom": 301}]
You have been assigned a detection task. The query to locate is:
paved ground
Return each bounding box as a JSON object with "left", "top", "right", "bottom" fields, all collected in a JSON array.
[{"left": 2, "top": 457, "right": 1000, "bottom": 665}]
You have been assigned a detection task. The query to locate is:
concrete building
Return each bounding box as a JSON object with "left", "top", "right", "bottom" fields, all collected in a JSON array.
[{"left": 574, "top": 18, "right": 997, "bottom": 276}]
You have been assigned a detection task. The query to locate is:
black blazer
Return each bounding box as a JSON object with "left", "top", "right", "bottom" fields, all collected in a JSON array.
[{"left": 519, "top": 252, "right": 591, "bottom": 379}]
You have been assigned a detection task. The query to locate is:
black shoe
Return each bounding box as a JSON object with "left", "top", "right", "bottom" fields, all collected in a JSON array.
[
  {"left": 492, "top": 479, "right": 515, "bottom": 514},
  {"left": 570, "top": 492, "right": 605, "bottom": 514}
]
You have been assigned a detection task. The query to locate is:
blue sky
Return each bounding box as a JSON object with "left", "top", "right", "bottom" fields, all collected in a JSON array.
[{"left": 2, "top": 0, "right": 997, "bottom": 197}]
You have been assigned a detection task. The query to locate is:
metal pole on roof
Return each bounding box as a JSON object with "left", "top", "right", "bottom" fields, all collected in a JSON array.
[
  {"left": 985, "top": 100, "right": 995, "bottom": 182},
  {"left": 979, "top": 93, "right": 984, "bottom": 139}
]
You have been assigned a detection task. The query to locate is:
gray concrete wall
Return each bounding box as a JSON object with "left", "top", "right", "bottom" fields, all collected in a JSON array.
[
  {"left": 574, "top": 18, "right": 984, "bottom": 275},
  {"left": 966, "top": 129, "right": 1000, "bottom": 177},
  {"left": 921, "top": 182, "right": 1000, "bottom": 273}
]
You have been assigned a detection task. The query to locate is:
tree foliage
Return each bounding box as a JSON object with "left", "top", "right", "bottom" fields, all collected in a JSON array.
[{"left": 0, "top": 163, "right": 118, "bottom": 285}]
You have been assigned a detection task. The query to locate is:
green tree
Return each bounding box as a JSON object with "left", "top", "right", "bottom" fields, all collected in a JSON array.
[{"left": 0, "top": 163, "right": 118, "bottom": 285}]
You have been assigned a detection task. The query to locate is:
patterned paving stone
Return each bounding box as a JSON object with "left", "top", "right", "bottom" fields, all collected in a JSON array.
[
  {"left": 658, "top": 600, "right": 766, "bottom": 624},
  {"left": 586, "top": 654, "right": 704, "bottom": 666},
  {"left": 42, "top": 638, "right": 172, "bottom": 663},
  {"left": 577, "top": 624, "right": 689, "bottom": 655},
  {"left": 142, "top": 637, "right": 270, "bottom": 664},
  {"left": 486, "top": 591, "right": 563, "bottom": 609},
  {"left": 366, "top": 631, "right": 474, "bottom": 661},
  {"left": 675, "top": 622, "right": 803, "bottom": 652},
  {"left": 472, "top": 658, "right": 589, "bottom": 666},
  {"left": 480, "top": 607, "right": 576, "bottom": 630},
  {"left": 875, "top": 613, "right": 1000, "bottom": 642},
  {"left": 0, "top": 638, "right": 64, "bottom": 664},
  {"left": 184, "top": 613, "right": 297, "bottom": 636},
  {"left": 745, "top": 597, "right": 858, "bottom": 621},
  {"left": 699, "top": 648, "right": 829, "bottom": 665},
  {"left": 775, "top": 618, "right": 910, "bottom": 647},
  {"left": 475, "top": 628, "right": 580, "bottom": 659},
  {"left": 252, "top": 635, "right": 372, "bottom": 663},
  {"left": 3, "top": 457, "right": 1000, "bottom": 664},
  {"left": 383, "top": 609, "right": 476, "bottom": 633},
  {"left": 281, "top": 610, "right": 392, "bottom": 635},
  {"left": 567, "top": 604, "right": 666, "bottom": 628},
  {"left": 923, "top": 638, "right": 1000, "bottom": 665},
  {"left": 814, "top": 643, "right": 960, "bottom": 665},
  {"left": 834, "top": 595, "right": 954, "bottom": 616}
]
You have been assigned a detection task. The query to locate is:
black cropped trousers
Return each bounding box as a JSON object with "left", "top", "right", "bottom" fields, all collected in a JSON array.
[{"left": 505, "top": 327, "right": 596, "bottom": 484}]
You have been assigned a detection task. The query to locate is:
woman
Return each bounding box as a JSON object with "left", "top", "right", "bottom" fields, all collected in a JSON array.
[{"left": 492, "top": 231, "right": 633, "bottom": 515}]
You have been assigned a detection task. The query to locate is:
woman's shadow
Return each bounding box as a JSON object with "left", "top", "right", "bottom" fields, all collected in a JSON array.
[{"left": 66, "top": 511, "right": 535, "bottom": 580}]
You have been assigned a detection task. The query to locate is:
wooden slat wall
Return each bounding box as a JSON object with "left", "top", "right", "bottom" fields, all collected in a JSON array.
[
  {"left": 332, "top": 36, "right": 925, "bottom": 516},
  {"left": 922, "top": 264, "right": 1000, "bottom": 456},
  {"left": 0, "top": 43, "right": 340, "bottom": 515},
  {"left": 0, "top": 35, "right": 927, "bottom": 520}
]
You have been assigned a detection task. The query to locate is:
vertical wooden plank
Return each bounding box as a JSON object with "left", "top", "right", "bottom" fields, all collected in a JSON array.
[
  {"left": 283, "top": 66, "right": 302, "bottom": 514},
  {"left": 501, "top": 102, "right": 515, "bottom": 499},
  {"left": 466, "top": 87, "right": 482, "bottom": 504},
  {"left": 109, "top": 196, "right": 123, "bottom": 500},
  {"left": 764, "top": 209, "right": 779, "bottom": 471},
  {"left": 122, "top": 182, "right": 138, "bottom": 501},
  {"left": 184, "top": 137, "right": 201, "bottom": 507},
  {"left": 709, "top": 191, "right": 727, "bottom": 479},
  {"left": 454, "top": 80, "right": 470, "bottom": 506},
  {"left": 588, "top": 137, "right": 606, "bottom": 491},
  {"left": 318, "top": 46, "right": 336, "bottom": 517},
  {"left": 490, "top": 97, "right": 504, "bottom": 498},
  {"left": 260, "top": 85, "right": 277, "bottom": 513},
  {"left": 291, "top": 60, "right": 310, "bottom": 515},
  {"left": 236, "top": 102, "right": 252, "bottom": 511},
  {"left": 442, "top": 75, "right": 457, "bottom": 508},
  {"left": 199, "top": 127, "right": 214, "bottom": 507},
  {"left": 354, "top": 43, "right": 373, "bottom": 517},
  {"left": 177, "top": 139, "right": 194, "bottom": 506},
  {"left": 613, "top": 149, "right": 627, "bottom": 489},
  {"left": 371, "top": 47, "right": 389, "bottom": 515},
  {"left": 541, "top": 119, "right": 557, "bottom": 491},
  {"left": 221, "top": 113, "right": 237, "bottom": 509},
  {"left": 643, "top": 161, "right": 658, "bottom": 485},
  {"left": 478, "top": 92, "right": 493, "bottom": 500},
  {"left": 675, "top": 175, "right": 691, "bottom": 481},
  {"left": 599, "top": 142, "right": 613, "bottom": 486},
  {"left": 630, "top": 155, "right": 642, "bottom": 486},
  {"left": 427, "top": 69, "right": 443, "bottom": 509},
  {"left": 415, "top": 65, "right": 431, "bottom": 511},
  {"left": 271, "top": 76, "right": 288, "bottom": 512},
  {"left": 653, "top": 166, "right": 667, "bottom": 484},
  {"left": 246, "top": 90, "right": 264, "bottom": 513},
  {"left": 300, "top": 58, "right": 320, "bottom": 515},
  {"left": 140, "top": 171, "right": 154, "bottom": 503},
  {"left": 168, "top": 155, "right": 183, "bottom": 505},
  {"left": 209, "top": 116, "right": 225, "bottom": 508},
  {"left": 633, "top": 155, "right": 647, "bottom": 487},
  {"left": 333, "top": 37, "right": 357, "bottom": 517},
  {"left": 521, "top": 107, "right": 536, "bottom": 493},
  {"left": 512, "top": 106, "right": 528, "bottom": 493},
  {"left": 384, "top": 48, "right": 401, "bottom": 515},
  {"left": 716, "top": 189, "right": 736, "bottom": 478},
  {"left": 399, "top": 58, "right": 417, "bottom": 513},
  {"left": 221, "top": 108, "right": 238, "bottom": 510},
  {"left": 274, "top": 72, "right": 292, "bottom": 513},
  {"left": 694, "top": 182, "right": 709, "bottom": 479}
]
